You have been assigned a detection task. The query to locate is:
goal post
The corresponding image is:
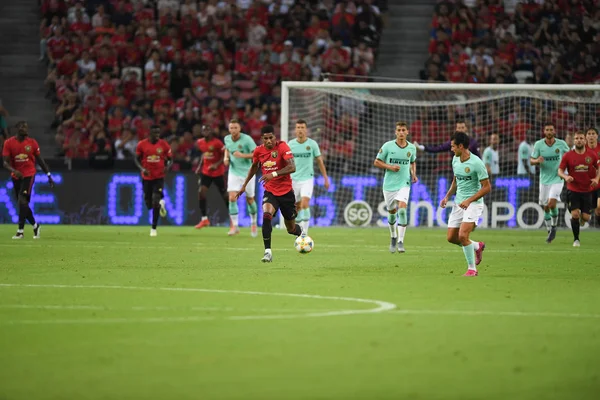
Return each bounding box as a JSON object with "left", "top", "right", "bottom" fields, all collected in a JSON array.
[{"left": 281, "top": 82, "right": 600, "bottom": 229}]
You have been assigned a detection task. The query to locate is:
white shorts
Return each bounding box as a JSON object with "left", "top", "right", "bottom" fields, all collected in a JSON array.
[
  {"left": 447, "top": 203, "right": 485, "bottom": 228},
  {"left": 228, "top": 174, "right": 256, "bottom": 198},
  {"left": 292, "top": 179, "right": 314, "bottom": 202},
  {"left": 383, "top": 187, "right": 411, "bottom": 210},
  {"left": 539, "top": 182, "right": 564, "bottom": 206}
]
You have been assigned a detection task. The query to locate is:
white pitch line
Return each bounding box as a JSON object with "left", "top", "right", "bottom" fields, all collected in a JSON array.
[
  {"left": 0, "top": 304, "right": 337, "bottom": 313},
  {"left": 390, "top": 309, "right": 600, "bottom": 319},
  {"left": 0, "top": 283, "right": 396, "bottom": 325}
]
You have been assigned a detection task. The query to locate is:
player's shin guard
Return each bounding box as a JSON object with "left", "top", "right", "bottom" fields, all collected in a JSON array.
[
  {"left": 388, "top": 212, "right": 397, "bottom": 238},
  {"left": 550, "top": 207, "right": 559, "bottom": 227},
  {"left": 152, "top": 207, "right": 160, "bottom": 229},
  {"left": 544, "top": 211, "right": 552, "bottom": 231},
  {"left": 229, "top": 201, "right": 239, "bottom": 227},
  {"left": 247, "top": 202, "right": 258, "bottom": 225},
  {"left": 262, "top": 213, "right": 273, "bottom": 250},
  {"left": 462, "top": 243, "right": 476, "bottom": 271},
  {"left": 289, "top": 223, "right": 302, "bottom": 237},
  {"left": 571, "top": 218, "right": 580, "bottom": 241},
  {"left": 398, "top": 208, "right": 407, "bottom": 242}
]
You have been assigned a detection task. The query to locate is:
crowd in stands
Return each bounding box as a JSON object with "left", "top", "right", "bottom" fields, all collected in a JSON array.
[
  {"left": 422, "top": 0, "right": 600, "bottom": 84},
  {"left": 40, "top": 0, "right": 385, "bottom": 169}
]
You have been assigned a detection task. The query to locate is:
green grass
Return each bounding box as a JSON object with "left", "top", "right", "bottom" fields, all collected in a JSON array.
[{"left": 1, "top": 225, "right": 600, "bottom": 400}]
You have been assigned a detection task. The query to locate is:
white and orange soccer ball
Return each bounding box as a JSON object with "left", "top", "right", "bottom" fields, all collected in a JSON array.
[{"left": 294, "top": 235, "right": 314, "bottom": 254}]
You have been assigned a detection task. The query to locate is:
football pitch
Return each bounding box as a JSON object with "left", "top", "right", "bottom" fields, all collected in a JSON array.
[{"left": 1, "top": 225, "right": 599, "bottom": 400}]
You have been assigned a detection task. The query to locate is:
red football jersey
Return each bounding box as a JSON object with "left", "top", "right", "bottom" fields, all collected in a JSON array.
[
  {"left": 1, "top": 137, "right": 40, "bottom": 179},
  {"left": 559, "top": 149, "right": 599, "bottom": 193},
  {"left": 587, "top": 144, "right": 600, "bottom": 160},
  {"left": 197, "top": 137, "right": 225, "bottom": 177},
  {"left": 135, "top": 139, "right": 172, "bottom": 180},
  {"left": 252, "top": 141, "right": 294, "bottom": 196}
]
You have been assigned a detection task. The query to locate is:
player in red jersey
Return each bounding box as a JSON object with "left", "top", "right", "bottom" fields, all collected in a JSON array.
[
  {"left": 135, "top": 125, "right": 172, "bottom": 237},
  {"left": 585, "top": 127, "right": 600, "bottom": 225},
  {"left": 194, "top": 125, "right": 227, "bottom": 229},
  {"left": 2, "top": 121, "right": 55, "bottom": 239},
  {"left": 558, "top": 131, "right": 600, "bottom": 247},
  {"left": 236, "top": 125, "right": 304, "bottom": 262}
]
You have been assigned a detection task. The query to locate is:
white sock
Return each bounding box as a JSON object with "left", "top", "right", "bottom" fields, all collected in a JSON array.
[
  {"left": 250, "top": 213, "right": 257, "bottom": 226},
  {"left": 551, "top": 216, "right": 558, "bottom": 227},
  {"left": 202, "top": 216, "right": 208, "bottom": 221},
  {"left": 159, "top": 199, "right": 165, "bottom": 207},
  {"left": 544, "top": 219, "right": 552, "bottom": 230},
  {"left": 303, "top": 220, "right": 310, "bottom": 234},
  {"left": 389, "top": 222, "right": 397, "bottom": 238},
  {"left": 17, "top": 229, "right": 23, "bottom": 233},
  {"left": 398, "top": 225, "right": 406, "bottom": 242},
  {"left": 265, "top": 248, "right": 272, "bottom": 254},
  {"left": 470, "top": 240, "right": 480, "bottom": 251},
  {"left": 231, "top": 214, "right": 239, "bottom": 227},
  {"left": 468, "top": 263, "right": 477, "bottom": 271}
]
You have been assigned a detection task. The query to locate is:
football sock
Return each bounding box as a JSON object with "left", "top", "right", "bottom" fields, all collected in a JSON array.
[
  {"left": 247, "top": 202, "right": 258, "bottom": 225},
  {"left": 398, "top": 208, "right": 408, "bottom": 242},
  {"left": 388, "top": 212, "right": 397, "bottom": 238},
  {"left": 262, "top": 213, "right": 272, "bottom": 250},
  {"left": 152, "top": 207, "right": 160, "bottom": 229},
  {"left": 571, "top": 218, "right": 580, "bottom": 241},
  {"left": 229, "top": 201, "right": 239, "bottom": 227},
  {"left": 18, "top": 203, "right": 28, "bottom": 230},
  {"left": 550, "top": 207, "right": 559, "bottom": 227},
  {"left": 544, "top": 211, "right": 552, "bottom": 230},
  {"left": 462, "top": 243, "right": 476, "bottom": 271},
  {"left": 199, "top": 197, "right": 207, "bottom": 218},
  {"left": 470, "top": 240, "right": 480, "bottom": 251},
  {"left": 304, "top": 208, "right": 311, "bottom": 233},
  {"left": 26, "top": 208, "right": 36, "bottom": 226}
]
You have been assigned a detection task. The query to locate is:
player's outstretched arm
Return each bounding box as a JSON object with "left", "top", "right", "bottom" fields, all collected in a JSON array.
[
  {"left": 374, "top": 158, "right": 400, "bottom": 172},
  {"left": 424, "top": 141, "right": 451, "bottom": 154},
  {"left": 410, "top": 161, "right": 418, "bottom": 183},
  {"left": 34, "top": 154, "right": 55, "bottom": 187},
  {"left": 164, "top": 156, "right": 173, "bottom": 173},
  {"left": 236, "top": 160, "right": 260, "bottom": 199},
  {"left": 315, "top": 156, "right": 330, "bottom": 189},
  {"left": 232, "top": 150, "right": 254, "bottom": 160},
  {"left": 461, "top": 179, "right": 491, "bottom": 208}
]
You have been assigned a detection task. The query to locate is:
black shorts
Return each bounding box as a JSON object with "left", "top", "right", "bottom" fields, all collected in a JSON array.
[
  {"left": 12, "top": 176, "right": 35, "bottom": 202},
  {"left": 566, "top": 190, "right": 594, "bottom": 213},
  {"left": 263, "top": 189, "right": 297, "bottom": 221},
  {"left": 199, "top": 174, "right": 226, "bottom": 192},
  {"left": 142, "top": 178, "right": 164, "bottom": 208}
]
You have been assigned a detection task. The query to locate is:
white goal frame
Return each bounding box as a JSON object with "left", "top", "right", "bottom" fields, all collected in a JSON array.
[{"left": 281, "top": 82, "right": 600, "bottom": 142}]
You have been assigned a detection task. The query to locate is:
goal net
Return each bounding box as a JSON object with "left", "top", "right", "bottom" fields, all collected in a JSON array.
[{"left": 281, "top": 82, "right": 600, "bottom": 229}]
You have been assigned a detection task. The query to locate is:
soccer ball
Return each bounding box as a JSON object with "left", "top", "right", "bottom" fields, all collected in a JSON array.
[{"left": 294, "top": 235, "right": 314, "bottom": 254}]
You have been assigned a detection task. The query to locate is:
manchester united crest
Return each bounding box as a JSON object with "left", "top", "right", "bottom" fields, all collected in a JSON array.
[
  {"left": 156, "top": 148, "right": 163, "bottom": 154},
  {"left": 271, "top": 151, "right": 278, "bottom": 158},
  {"left": 465, "top": 167, "right": 471, "bottom": 173},
  {"left": 25, "top": 145, "right": 31, "bottom": 152},
  {"left": 586, "top": 157, "right": 591, "bottom": 164},
  {"left": 209, "top": 145, "right": 215, "bottom": 151}
]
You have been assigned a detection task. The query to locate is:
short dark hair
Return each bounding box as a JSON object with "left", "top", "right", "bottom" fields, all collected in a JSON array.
[
  {"left": 587, "top": 127, "right": 598, "bottom": 135},
  {"left": 543, "top": 122, "right": 555, "bottom": 129},
  {"left": 296, "top": 119, "right": 307, "bottom": 126},
  {"left": 229, "top": 119, "right": 241, "bottom": 125},
  {"left": 455, "top": 119, "right": 467, "bottom": 126},
  {"left": 574, "top": 130, "right": 586, "bottom": 138},
  {"left": 451, "top": 131, "right": 470, "bottom": 148},
  {"left": 150, "top": 125, "right": 161, "bottom": 131},
  {"left": 396, "top": 121, "right": 408, "bottom": 128},
  {"left": 261, "top": 125, "right": 275, "bottom": 135}
]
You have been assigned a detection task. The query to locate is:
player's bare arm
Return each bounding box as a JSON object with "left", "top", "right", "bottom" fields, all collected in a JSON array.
[
  {"left": 232, "top": 150, "right": 253, "bottom": 160},
  {"left": 164, "top": 156, "right": 173, "bottom": 174},
  {"left": 2, "top": 155, "right": 22, "bottom": 178},
  {"left": 410, "top": 161, "right": 418, "bottom": 183},
  {"left": 592, "top": 163, "right": 600, "bottom": 186},
  {"left": 530, "top": 156, "right": 544, "bottom": 165},
  {"left": 260, "top": 157, "right": 296, "bottom": 183},
  {"left": 34, "top": 154, "right": 55, "bottom": 188},
  {"left": 236, "top": 160, "right": 260, "bottom": 199},
  {"left": 194, "top": 155, "right": 204, "bottom": 175},
  {"left": 134, "top": 154, "right": 150, "bottom": 176},
  {"left": 460, "top": 179, "right": 491, "bottom": 209},
  {"left": 315, "top": 155, "right": 330, "bottom": 190},
  {"left": 223, "top": 149, "right": 230, "bottom": 167},
  {"left": 441, "top": 177, "right": 457, "bottom": 208},
  {"left": 558, "top": 168, "right": 573, "bottom": 183},
  {"left": 374, "top": 158, "right": 400, "bottom": 172}
]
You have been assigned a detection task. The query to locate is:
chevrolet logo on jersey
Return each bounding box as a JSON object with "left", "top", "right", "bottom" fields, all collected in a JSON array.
[
  {"left": 264, "top": 161, "right": 276, "bottom": 168},
  {"left": 147, "top": 155, "right": 161, "bottom": 163},
  {"left": 574, "top": 164, "right": 589, "bottom": 172},
  {"left": 14, "top": 154, "right": 29, "bottom": 162}
]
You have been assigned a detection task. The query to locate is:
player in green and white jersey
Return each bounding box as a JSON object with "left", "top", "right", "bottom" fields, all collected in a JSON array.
[
  {"left": 374, "top": 121, "right": 418, "bottom": 253},
  {"left": 441, "top": 132, "right": 491, "bottom": 277},
  {"left": 288, "top": 119, "right": 330, "bottom": 234},
  {"left": 530, "top": 122, "right": 570, "bottom": 243},
  {"left": 224, "top": 119, "right": 258, "bottom": 237}
]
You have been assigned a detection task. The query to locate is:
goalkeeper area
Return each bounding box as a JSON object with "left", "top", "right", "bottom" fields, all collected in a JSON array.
[{"left": 2, "top": 225, "right": 600, "bottom": 400}]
